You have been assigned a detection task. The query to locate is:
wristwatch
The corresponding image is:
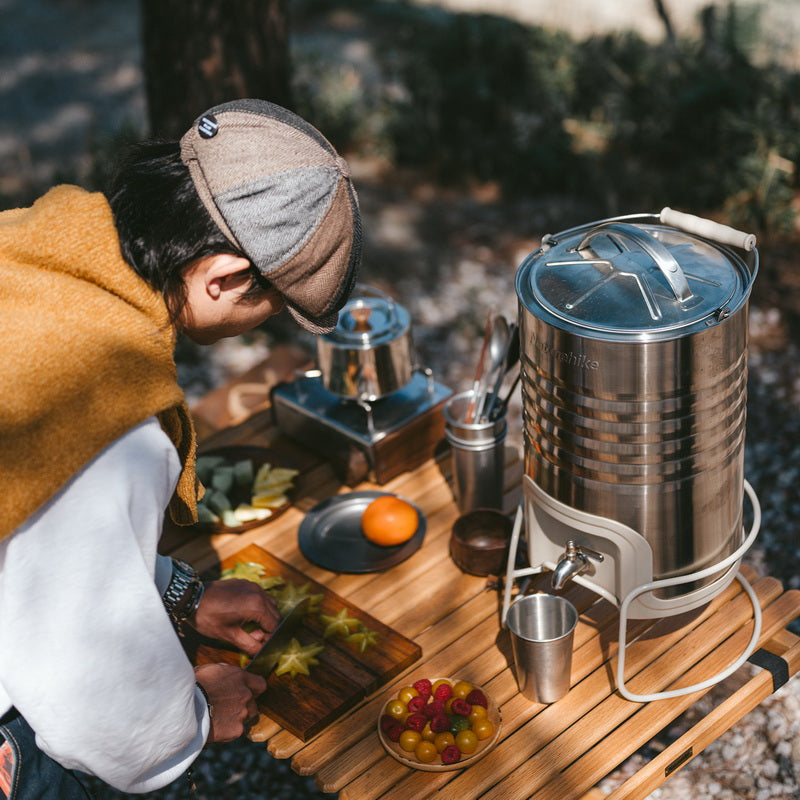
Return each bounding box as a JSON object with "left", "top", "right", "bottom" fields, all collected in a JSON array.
[{"left": 162, "top": 558, "right": 205, "bottom": 635}]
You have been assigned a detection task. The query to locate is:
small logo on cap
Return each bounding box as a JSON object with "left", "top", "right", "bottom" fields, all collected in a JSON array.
[{"left": 198, "top": 114, "right": 219, "bottom": 139}]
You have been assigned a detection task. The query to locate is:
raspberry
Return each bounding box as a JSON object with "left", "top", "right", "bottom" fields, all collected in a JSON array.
[
  {"left": 451, "top": 698, "right": 471, "bottom": 716},
  {"left": 405, "top": 713, "right": 427, "bottom": 732},
  {"left": 465, "top": 688, "right": 488, "bottom": 707},
  {"left": 413, "top": 678, "right": 432, "bottom": 700},
  {"left": 422, "top": 700, "right": 445, "bottom": 719},
  {"left": 384, "top": 719, "right": 404, "bottom": 742},
  {"left": 434, "top": 683, "right": 453, "bottom": 703},
  {"left": 407, "top": 696, "right": 426, "bottom": 714},
  {"left": 379, "top": 714, "right": 397, "bottom": 734},
  {"left": 440, "top": 744, "right": 461, "bottom": 765},
  {"left": 430, "top": 714, "right": 450, "bottom": 733}
]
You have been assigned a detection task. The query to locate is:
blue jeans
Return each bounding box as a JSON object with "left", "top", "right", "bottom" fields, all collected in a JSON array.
[{"left": 0, "top": 710, "right": 91, "bottom": 800}]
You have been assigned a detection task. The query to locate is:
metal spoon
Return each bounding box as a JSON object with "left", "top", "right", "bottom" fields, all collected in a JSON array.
[
  {"left": 475, "top": 314, "right": 510, "bottom": 421},
  {"left": 483, "top": 322, "right": 519, "bottom": 421}
]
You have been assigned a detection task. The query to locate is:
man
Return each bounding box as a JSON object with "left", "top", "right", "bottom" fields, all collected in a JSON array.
[{"left": 0, "top": 99, "right": 361, "bottom": 796}]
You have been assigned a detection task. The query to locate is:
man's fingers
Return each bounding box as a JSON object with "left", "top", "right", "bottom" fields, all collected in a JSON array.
[{"left": 244, "top": 671, "right": 268, "bottom": 697}]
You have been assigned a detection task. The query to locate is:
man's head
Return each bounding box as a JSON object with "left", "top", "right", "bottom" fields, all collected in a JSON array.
[{"left": 179, "top": 99, "right": 362, "bottom": 334}]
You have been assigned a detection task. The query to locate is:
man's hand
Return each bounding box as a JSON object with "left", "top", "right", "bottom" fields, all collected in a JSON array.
[
  {"left": 188, "top": 578, "right": 280, "bottom": 656},
  {"left": 194, "top": 663, "right": 266, "bottom": 743}
]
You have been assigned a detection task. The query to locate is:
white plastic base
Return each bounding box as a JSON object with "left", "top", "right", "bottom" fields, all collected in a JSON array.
[{"left": 501, "top": 479, "right": 763, "bottom": 703}]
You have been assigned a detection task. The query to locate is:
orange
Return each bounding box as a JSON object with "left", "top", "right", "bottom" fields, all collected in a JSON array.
[{"left": 361, "top": 495, "right": 419, "bottom": 546}]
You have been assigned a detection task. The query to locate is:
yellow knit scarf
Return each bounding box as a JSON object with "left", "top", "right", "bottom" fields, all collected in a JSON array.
[{"left": 0, "top": 185, "right": 199, "bottom": 540}]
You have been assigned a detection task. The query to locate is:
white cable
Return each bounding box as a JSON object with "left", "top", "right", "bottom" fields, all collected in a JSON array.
[{"left": 616, "top": 480, "right": 762, "bottom": 702}]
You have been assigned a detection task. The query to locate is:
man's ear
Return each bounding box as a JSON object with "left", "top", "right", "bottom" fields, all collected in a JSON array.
[{"left": 202, "top": 254, "right": 252, "bottom": 299}]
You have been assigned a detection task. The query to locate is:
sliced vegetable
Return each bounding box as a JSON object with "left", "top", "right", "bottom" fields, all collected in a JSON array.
[
  {"left": 269, "top": 582, "right": 323, "bottom": 616},
  {"left": 320, "top": 608, "right": 361, "bottom": 638},
  {"left": 232, "top": 504, "right": 272, "bottom": 523},
  {"left": 220, "top": 561, "right": 285, "bottom": 591},
  {"left": 274, "top": 638, "right": 324, "bottom": 677}
]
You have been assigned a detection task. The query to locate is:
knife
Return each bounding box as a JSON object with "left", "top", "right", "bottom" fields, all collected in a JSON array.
[{"left": 245, "top": 597, "right": 311, "bottom": 678}]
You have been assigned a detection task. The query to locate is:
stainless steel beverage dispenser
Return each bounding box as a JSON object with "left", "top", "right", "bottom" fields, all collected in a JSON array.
[{"left": 502, "top": 208, "right": 763, "bottom": 701}]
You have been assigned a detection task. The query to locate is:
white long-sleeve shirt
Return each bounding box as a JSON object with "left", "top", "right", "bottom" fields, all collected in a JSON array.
[{"left": 0, "top": 417, "right": 209, "bottom": 793}]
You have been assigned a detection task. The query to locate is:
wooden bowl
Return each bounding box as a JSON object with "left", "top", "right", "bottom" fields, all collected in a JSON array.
[
  {"left": 450, "top": 509, "right": 513, "bottom": 576},
  {"left": 377, "top": 677, "right": 501, "bottom": 772}
]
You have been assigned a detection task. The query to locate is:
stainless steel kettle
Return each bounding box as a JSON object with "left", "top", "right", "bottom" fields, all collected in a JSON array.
[{"left": 316, "top": 284, "right": 415, "bottom": 401}]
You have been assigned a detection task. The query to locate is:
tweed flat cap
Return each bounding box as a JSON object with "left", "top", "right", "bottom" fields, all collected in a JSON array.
[{"left": 180, "top": 98, "right": 361, "bottom": 334}]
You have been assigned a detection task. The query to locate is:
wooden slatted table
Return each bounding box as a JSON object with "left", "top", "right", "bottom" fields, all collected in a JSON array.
[{"left": 163, "top": 354, "right": 800, "bottom": 799}]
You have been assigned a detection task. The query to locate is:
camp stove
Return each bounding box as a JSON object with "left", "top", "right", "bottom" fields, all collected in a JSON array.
[
  {"left": 272, "top": 368, "right": 451, "bottom": 486},
  {"left": 272, "top": 285, "right": 451, "bottom": 485}
]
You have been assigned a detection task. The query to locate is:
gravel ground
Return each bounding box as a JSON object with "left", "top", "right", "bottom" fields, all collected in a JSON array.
[{"left": 3, "top": 1, "right": 800, "bottom": 797}]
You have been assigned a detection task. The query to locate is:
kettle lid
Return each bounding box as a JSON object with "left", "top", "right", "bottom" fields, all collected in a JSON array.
[{"left": 322, "top": 284, "right": 410, "bottom": 348}]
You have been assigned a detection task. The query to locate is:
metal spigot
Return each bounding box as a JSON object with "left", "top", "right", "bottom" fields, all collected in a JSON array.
[{"left": 551, "top": 540, "right": 604, "bottom": 591}]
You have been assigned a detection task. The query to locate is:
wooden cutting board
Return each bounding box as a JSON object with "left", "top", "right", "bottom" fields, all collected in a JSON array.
[{"left": 194, "top": 543, "right": 421, "bottom": 740}]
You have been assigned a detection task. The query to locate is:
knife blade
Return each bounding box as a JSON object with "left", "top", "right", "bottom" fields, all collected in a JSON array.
[{"left": 245, "top": 597, "right": 311, "bottom": 678}]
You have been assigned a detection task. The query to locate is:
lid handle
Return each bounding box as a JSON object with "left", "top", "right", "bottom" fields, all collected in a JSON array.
[
  {"left": 578, "top": 222, "right": 693, "bottom": 302},
  {"left": 660, "top": 207, "right": 757, "bottom": 252}
]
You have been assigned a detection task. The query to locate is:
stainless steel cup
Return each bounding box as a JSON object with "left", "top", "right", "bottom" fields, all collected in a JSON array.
[
  {"left": 506, "top": 593, "right": 578, "bottom": 703},
  {"left": 443, "top": 390, "right": 507, "bottom": 513}
]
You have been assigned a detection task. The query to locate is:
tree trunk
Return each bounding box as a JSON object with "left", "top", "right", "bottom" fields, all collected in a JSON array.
[{"left": 140, "top": 0, "right": 292, "bottom": 140}]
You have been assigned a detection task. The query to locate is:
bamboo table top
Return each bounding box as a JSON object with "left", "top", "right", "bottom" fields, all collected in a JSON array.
[{"left": 163, "top": 351, "right": 800, "bottom": 800}]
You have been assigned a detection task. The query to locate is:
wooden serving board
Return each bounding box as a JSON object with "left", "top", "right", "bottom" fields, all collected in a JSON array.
[{"left": 195, "top": 543, "right": 421, "bottom": 741}]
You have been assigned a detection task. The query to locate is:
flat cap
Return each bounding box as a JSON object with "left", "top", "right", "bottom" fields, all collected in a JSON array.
[{"left": 180, "top": 98, "right": 361, "bottom": 333}]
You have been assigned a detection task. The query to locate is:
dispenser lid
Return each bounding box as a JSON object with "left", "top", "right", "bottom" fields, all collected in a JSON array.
[
  {"left": 322, "top": 284, "right": 410, "bottom": 348},
  {"left": 517, "top": 219, "right": 753, "bottom": 337}
]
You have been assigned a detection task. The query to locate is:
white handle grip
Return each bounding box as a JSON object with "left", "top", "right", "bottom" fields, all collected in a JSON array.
[{"left": 660, "top": 207, "right": 757, "bottom": 252}]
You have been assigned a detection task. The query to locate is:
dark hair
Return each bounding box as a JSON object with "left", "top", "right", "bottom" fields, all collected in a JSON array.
[{"left": 107, "top": 140, "right": 269, "bottom": 321}]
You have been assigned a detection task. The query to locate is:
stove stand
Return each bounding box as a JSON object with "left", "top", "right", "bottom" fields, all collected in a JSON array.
[{"left": 272, "top": 368, "right": 452, "bottom": 486}]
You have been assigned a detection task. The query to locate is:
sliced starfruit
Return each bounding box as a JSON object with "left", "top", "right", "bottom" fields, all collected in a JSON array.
[
  {"left": 273, "top": 638, "right": 324, "bottom": 678},
  {"left": 254, "top": 465, "right": 299, "bottom": 492},
  {"left": 269, "top": 581, "right": 323, "bottom": 617},
  {"left": 220, "top": 508, "right": 240, "bottom": 527},
  {"left": 345, "top": 625, "right": 379, "bottom": 653},
  {"left": 320, "top": 608, "right": 362, "bottom": 639},
  {"left": 221, "top": 561, "right": 285, "bottom": 591},
  {"left": 232, "top": 504, "right": 273, "bottom": 523},
  {"left": 252, "top": 490, "right": 289, "bottom": 509}
]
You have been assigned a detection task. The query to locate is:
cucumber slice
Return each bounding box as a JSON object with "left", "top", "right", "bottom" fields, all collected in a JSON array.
[
  {"left": 196, "top": 503, "right": 220, "bottom": 523},
  {"left": 233, "top": 459, "right": 255, "bottom": 489},
  {"left": 211, "top": 465, "right": 234, "bottom": 495},
  {"left": 196, "top": 455, "right": 226, "bottom": 484},
  {"left": 205, "top": 488, "right": 232, "bottom": 515}
]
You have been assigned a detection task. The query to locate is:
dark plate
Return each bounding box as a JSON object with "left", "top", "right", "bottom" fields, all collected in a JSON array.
[
  {"left": 194, "top": 445, "right": 295, "bottom": 534},
  {"left": 298, "top": 491, "right": 426, "bottom": 573}
]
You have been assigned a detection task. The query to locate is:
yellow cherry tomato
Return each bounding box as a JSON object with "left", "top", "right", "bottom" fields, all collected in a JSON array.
[
  {"left": 468, "top": 704, "right": 488, "bottom": 724},
  {"left": 415, "top": 740, "right": 438, "bottom": 764},
  {"left": 397, "top": 686, "right": 419, "bottom": 705},
  {"left": 385, "top": 700, "right": 407, "bottom": 721},
  {"left": 420, "top": 722, "right": 436, "bottom": 742},
  {"left": 434, "top": 732, "right": 455, "bottom": 753},
  {"left": 472, "top": 719, "right": 495, "bottom": 741},
  {"left": 452, "top": 680, "right": 474, "bottom": 699},
  {"left": 399, "top": 730, "right": 421, "bottom": 752},
  {"left": 455, "top": 729, "right": 478, "bottom": 754}
]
